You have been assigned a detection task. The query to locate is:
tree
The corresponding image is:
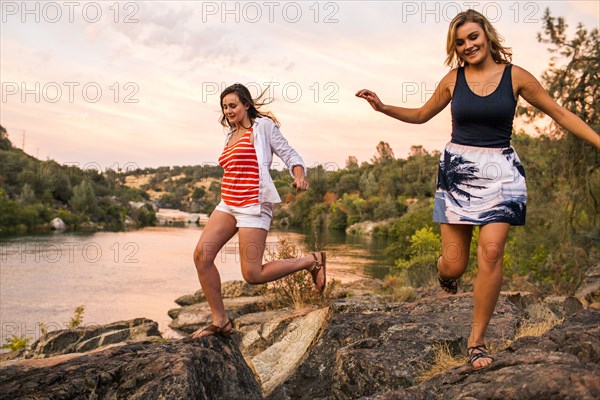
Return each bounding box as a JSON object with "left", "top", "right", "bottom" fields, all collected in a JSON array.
[
  {"left": 0, "top": 125, "right": 11, "bottom": 150},
  {"left": 408, "top": 145, "right": 428, "bottom": 158},
  {"left": 370, "top": 141, "right": 395, "bottom": 163},
  {"left": 517, "top": 9, "right": 599, "bottom": 237},
  {"left": 345, "top": 155, "right": 359, "bottom": 169},
  {"left": 20, "top": 183, "right": 37, "bottom": 205},
  {"left": 70, "top": 179, "right": 97, "bottom": 214}
]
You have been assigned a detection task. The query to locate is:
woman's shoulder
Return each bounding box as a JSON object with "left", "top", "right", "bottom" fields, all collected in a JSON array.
[
  {"left": 254, "top": 116, "right": 278, "bottom": 134},
  {"left": 510, "top": 64, "right": 533, "bottom": 77},
  {"left": 510, "top": 64, "right": 538, "bottom": 86},
  {"left": 437, "top": 68, "right": 460, "bottom": 93}
]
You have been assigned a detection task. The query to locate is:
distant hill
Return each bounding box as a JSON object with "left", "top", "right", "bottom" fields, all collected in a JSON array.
[{"left": 0, "top": 125, "right": 155, "bottom": 234}]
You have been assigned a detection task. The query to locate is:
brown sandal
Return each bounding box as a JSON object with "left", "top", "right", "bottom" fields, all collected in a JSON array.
[
  {"left": 192, "top": 319, "right": 235, "bottom": 338},
  {"left": 309, "top": 251, "right": 327, "bottom": 293}
]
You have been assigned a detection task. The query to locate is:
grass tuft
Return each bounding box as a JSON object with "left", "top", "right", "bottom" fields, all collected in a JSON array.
[{"left": 416, "top": 342, "right": 467, "bottom": 383}]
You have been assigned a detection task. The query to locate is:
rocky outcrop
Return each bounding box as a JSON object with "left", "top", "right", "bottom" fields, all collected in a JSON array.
[
  {"left": 175, "top": 280, "right": 265, "bottom": 306},
  {"left": 365, "top": 308, "right": 600, "bottom": 400},
  {"left": 0, "top": 336, "right": 263, "bottom": 400},
  {"left": 25, "top": 318, "right": 161, "bottom": 359},
  {"left": 169, "top": 296, "right": 270, "bottom": 334},
  {"left": 345, "top": 220, "right": 392, "bottom": 236},
  {"left": 270, "top": 293, "right": 522, "bottom": 399},
  {"left": 576, "top": 263, "right": 600, "bottom": 307},
  {"left": 237, "top": 308, "right": 318, "bottom": 357},
  {"left": 244, "top": 308, "right": 329, "bottom": 397}
]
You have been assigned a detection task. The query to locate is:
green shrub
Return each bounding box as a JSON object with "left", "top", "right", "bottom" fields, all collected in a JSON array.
[{"left": 1, "top": 336, "right": 30, "bottom": 352}]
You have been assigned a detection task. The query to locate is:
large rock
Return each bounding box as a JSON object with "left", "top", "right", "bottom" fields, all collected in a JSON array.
[
  {"left": 367, "top": 308, "right": 600, "bottom": 400},
  {"left": 25, "top": 318, "right": 161, "bottom": 358},
  {"left": 250, "top": 308, "right": 329, "bottom": 397},
  {"left": 49, "top": 217, "right": 66, "bottom": 230},
  {"left": 0, "top": 336, "right": 263, "bottom": 400},
  {"left": 576, "top": 263, "right": 600, "bottom": 306},
  {"left": 169, "top": 296, "right": 270, "bottom": 334},
  {"left": 175, "top": 280, "right": 266, "bottom": 306},
  {"left": 236, "top": 308, "right": 318, "bottom": 357},
  {"left": 270, "top": 293, "right": 522, "bottom": 399},
  {"left": 345, "top": 220, "right": 393, "bottom": 236}
]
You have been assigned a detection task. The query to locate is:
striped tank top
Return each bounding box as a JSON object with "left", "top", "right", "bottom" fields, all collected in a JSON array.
[{"left": 218, "top": 129, "right": 260, "bottom": 207}]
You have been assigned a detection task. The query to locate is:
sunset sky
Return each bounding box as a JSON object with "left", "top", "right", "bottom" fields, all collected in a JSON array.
[{"left": 1, "top": 1, "right": 598, "bottom": 172}]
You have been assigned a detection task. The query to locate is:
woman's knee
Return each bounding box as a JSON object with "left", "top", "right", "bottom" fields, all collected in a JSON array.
[
  {"left": 193, "top": 244, "right": 216, "bottom": 270},
  {"left": 440, "top": 247, "right": 469, "bottom": 277},
  {"left": 477, "top": 241, "right": 504, "bottom": 266},
  {"left": 241, "top": 269, "right": 262, "bottom": 285}
]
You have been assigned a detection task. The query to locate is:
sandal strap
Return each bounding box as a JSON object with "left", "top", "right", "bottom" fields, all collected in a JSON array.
[
  {"left": 438, "top": 273, "right": 458, "bottom": 293},
  {"left": 201, "top": 319, "right": 233, "bottom": 334},
  {"left": 470, "top": 351, "right": 494, "bottom": 363},
  {"left": 467, "top": 344, "right": 489, "bottom": 353},
  {"left": 310, "top": 252, "right": 322, "bottom": 271},
  {"left": 201, "top": 324, "right": 221, "bottom": 334},
  {"left": 468, "top": 344, "right": 494, "bottom": 363}
]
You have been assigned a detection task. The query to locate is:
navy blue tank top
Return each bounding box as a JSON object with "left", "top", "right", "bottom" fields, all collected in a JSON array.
[{"left": 451, "top": 64, "right": 516, "bottom": 148}]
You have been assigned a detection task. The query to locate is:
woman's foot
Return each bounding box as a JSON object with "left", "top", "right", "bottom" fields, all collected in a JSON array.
[
  {"left": 468, "top": 344, "right": 494, "bottom": 371},
  {"left": 438, "top": 273, "right": 458, "bottom": 294},
  {"left": 437, "top": 255, "right": 458, "bottom": 294},
  {"left": 191, "top": 318, "right": 235, "bottom": 339},
  {"left": 309, "top": 251, "right": 327, "bottom": 293}
]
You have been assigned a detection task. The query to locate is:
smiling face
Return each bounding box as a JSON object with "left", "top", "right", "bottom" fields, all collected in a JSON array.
[
  {"left": 221, "top": 93, "right": 250, "bottom": 128},
  {"left": 455, "top": 21, "right": 489, "bottom": 65}
]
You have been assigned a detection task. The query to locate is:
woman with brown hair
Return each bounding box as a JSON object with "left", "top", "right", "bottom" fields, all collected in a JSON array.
[
  {"left": 191, "top": 83, "right": 326, "bottom": 338},
  {"left": 356, "top": 9, "right": 599, "bottom": 370}
]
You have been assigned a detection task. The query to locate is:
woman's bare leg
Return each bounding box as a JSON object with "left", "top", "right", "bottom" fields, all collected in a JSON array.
[
  {"left": 237, "top": 228, "right": 319, "bottom": 284},
  {"left": 439, "top": 223, "right": 474, "bottom": 279},
  {"left": 469, "top": 222, "right": 510, "bottom": 369},
  {"left": 191, "top": 211, "right": 238, "bottom": 338}
]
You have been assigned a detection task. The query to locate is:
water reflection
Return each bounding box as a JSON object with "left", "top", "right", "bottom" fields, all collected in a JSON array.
[{"left": 294, "top": 227, "right": 393, "bottom": 280}]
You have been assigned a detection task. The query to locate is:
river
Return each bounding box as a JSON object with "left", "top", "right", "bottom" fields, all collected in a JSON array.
[{"left": 0, "top": 226, "right": 392, "bottom": 345}]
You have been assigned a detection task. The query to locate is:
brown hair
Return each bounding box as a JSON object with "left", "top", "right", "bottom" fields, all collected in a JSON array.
[
  {"left": 445, "top": 9, "right": 512, "bottom": 68},
  {"left": 219, "top": 83, "right": 279, "bottom": 129}
]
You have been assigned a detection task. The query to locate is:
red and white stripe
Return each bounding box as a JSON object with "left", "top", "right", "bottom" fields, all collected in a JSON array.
[{"left": 218, "top": 130, "right": 260, "bottom": 207}]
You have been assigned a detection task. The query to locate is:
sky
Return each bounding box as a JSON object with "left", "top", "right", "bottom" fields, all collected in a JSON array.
[{"left": 1, "top": 0, "right": 598, "bottom": 173}]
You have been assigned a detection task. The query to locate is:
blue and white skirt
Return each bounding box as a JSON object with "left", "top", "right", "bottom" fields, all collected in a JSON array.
[{"left": 433, "top": 142, "right": 527, "bottom": 225}]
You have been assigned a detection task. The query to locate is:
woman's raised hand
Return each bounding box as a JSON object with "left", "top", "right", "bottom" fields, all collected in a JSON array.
[
  {"left": 292, "top": 177, "right": 309, "bottom": 192},
  {"left": 355, "top": 89, "right": 384, "bottom": 112}
]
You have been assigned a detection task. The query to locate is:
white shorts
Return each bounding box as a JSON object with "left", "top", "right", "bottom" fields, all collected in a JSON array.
[{"left": 214, "top": 200, "right": 273, "bottom": 231}]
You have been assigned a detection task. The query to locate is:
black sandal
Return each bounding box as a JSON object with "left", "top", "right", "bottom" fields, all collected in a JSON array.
[
  {"left": 437, "top": 255, "right": 458, "bottom": 294},
  {"left": 309, "top": 251, "right": 327, "bottom": 293},
  {"left": 468, "top": 344, "right": 494, "bottom": 371},
  {"left": 438, "top": 273, "right": 458, "bottom": 294},
  {"left": 193, "top": 319, "right": 235, "bottom": 338}
]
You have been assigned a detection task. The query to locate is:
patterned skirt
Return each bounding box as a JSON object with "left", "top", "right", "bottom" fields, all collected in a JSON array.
[{"left": 433, "top": 142, "right": 527, "bottom": 225}]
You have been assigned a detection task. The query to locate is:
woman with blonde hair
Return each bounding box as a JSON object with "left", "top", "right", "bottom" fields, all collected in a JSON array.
[
  {"left": 357, "top": 9, "right": 599, "bottom": 370},
  {"left": 192, "top": 83, "right": 326, "bottom": 338}
]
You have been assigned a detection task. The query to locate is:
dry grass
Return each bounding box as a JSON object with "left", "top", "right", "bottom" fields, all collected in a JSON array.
[
  {"left": 416, "top": 343, "right": 467, "bottom": 383},
  {"left": 380, "top": 275, "right": 417, "bottom": 302},
  {"left": 490, "top": 315, "right": 565, "bottom": 354},
  {"left": 513, "top": 317, "right": 564, "bottom": 340},
  {"left": 264, "top": 237, "right": 337, "bottom": 309}
]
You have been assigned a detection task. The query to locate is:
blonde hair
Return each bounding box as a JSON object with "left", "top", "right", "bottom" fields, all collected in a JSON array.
[{"left": 445, "top": 9, "right": 512, "bottom": 68}]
